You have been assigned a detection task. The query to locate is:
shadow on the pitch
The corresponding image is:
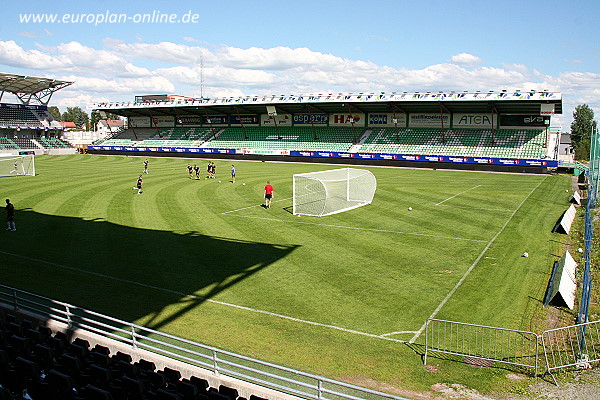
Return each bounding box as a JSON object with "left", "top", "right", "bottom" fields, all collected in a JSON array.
[{"left": 0, "top": 209, "right": 299, "bottom": 333}]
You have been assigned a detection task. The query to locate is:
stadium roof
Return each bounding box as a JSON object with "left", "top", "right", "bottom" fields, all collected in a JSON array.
[
  {"left": 94, "top": 90, "right": 563, "bottom": 119},
  {"left": 0, "top": 72, "right": 73, "bottom": 106}
]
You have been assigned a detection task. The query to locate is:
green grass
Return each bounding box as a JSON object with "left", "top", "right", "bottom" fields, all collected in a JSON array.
[{"left": 0, "top": 154, "right": 573, "bottom": 395}]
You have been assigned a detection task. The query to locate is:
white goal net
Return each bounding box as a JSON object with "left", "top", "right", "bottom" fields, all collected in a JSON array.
[
  {"left": 0, "top": 154, "right": 35, "bottom": 177},
  {"left": 293, "top": 168, "right": 376, "bottom": 217}
]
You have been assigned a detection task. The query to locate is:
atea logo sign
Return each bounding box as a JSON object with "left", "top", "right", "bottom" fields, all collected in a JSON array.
[{"left": 453, "top": 113, "right": 496, "bottom": 128}]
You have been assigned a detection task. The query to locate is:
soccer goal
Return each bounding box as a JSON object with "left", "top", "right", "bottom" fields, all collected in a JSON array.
[
  {"left": 0, "top": 154, "right": 35, "bottom": 177},
  {"left": 293, "top": 168, "right": 376, "bottom": 217}
]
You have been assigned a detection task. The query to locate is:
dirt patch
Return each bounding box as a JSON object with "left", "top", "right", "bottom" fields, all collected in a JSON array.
[
  {"left": 431, "top": 383, "right": 497, "bottom": 400},
  {"left": 424, "top": 364, "right": 440, "bottom": 372},
  {"left": 336, "top": 376, "right": 434, "bottom": 400}
]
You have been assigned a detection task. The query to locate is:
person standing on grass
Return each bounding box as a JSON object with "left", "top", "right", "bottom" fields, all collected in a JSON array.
[
  {"left": 264, "top": 181, "right": 273, "bottom": 209},
  {"left": 134, "top": 174, "right": 143, "bottom": 194},
  {"left": 4, "top": 199, "right": 16, "bottom": 231},
  {"left": 231, "top": 164, "right": 236, "bottom": 183},
  {"left": 143, "top": 159, "right": 149, "bottom": 174},
  {"left": 187, "top": 163, "right": 193, "bottom": 179},
  {"left": 193, "top": 164, "right": 200, "bottom": 179}
]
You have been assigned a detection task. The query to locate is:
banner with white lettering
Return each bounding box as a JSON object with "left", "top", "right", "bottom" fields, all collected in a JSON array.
[
  {"left": 367, "top": 113, "right": 407, "bottom": 127},
  {"left": 151, "top": 116, "right": 175, "bottom": 128}
]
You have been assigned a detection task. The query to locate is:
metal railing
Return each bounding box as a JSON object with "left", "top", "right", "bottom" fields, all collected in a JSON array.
[
  {"left": 424, "top": 318, "right": 600, "bottom": 383},
  {"left": 0, "top": 284, "right": 412, "bottom": 400},
  {"left": 424, "top": 319, "right": 540, "bottom": 375}
]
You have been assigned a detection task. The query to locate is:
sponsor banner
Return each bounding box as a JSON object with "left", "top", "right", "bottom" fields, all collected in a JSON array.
[
  {"left": 329, "top": 113, "right": 365, "bottom": 126},
  {"left": 292, "top": 113, "right": 328, "bottom": 125},
  {"left": 203, "top": 115, "right": 228, "bottom": 125},
  {"left": 288, "top": 150, "right": 557, "bottom": 167},
  {"left": 151, "top": 116, "right": 175, "bottom": 128},
  {"left": 128, "top": 117, "right": 151, "bottom": 127},
  {"left": 230, "top": 115, "right": 259, "bottom": 125},
  {"left": 453, "top": 113, "right": 496, "bottom": 128},
  {"left": 368, "top": 113, "right": 407, "bottom": 127},
  {"left": 409, "top": 113, "right": 450, "bottom": 127},
  {"left": 499, "top": 115, "right": 549, "bottom": 127},
  {"left": 0, "top": 103, "right": 47, "bottom": 110},
  {"left": 177, "top": 116, "right": 203, "bottom": 126},
  {"left": 260, "top": 114, "right": 293, "bottom": 126},
  {"left": 87, "top": 146, "right": 236, "bottom": 154},
  {"left": 241, "top": 148, "right": 290, "bottom": 155}
]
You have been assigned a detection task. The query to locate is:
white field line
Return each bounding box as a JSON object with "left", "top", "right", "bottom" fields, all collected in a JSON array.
[
  {"left": 381, "top": 331, "right": 419, "bottom": 337},
  {"left": 221, "top": 196, "right": 293, "bottom": 214},
  {"left": 435, "top": 185, "right": 482, "bottom": 206},
  {"left": 436, "top": 204, "right": 514, "bottom": 212},
  {"left": 223, "top": 214, "right": 488, "bottom": 243},
  {"left": 409, "top": 176, "right": 548, "bottom": 344},
  {"left": 0, "top": 249, "right": 406, "bottom": 344}
]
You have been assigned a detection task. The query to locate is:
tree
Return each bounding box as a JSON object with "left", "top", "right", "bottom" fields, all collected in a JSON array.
[
  {"left": 90, "top": 110, "right": 121, "bottom": 131},
  {"left": 48, "top": 106, "right": 61, "bottom": 121},
  {"left": 61, "top": 107, "right": 89, "bottom": 130},
  {"left": 571, "top": 104, "right": 597, "bottom": 161}
]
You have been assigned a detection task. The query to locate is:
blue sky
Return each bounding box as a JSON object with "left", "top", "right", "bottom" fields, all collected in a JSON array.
[{"left": 1, "top": 0, "right": 599, "bottom": 129}]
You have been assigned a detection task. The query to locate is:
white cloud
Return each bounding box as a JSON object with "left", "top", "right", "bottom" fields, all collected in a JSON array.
[
  {"left": 2, "top": 39, "right": 599, "bottom": 131},
  {"left": 450, "top": 53, "right": 483, "bottom": 65}
]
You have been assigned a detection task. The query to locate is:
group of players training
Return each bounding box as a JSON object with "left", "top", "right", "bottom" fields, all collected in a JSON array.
[{"left": 132, "top": 158, "right": 273, "bottom": 209}]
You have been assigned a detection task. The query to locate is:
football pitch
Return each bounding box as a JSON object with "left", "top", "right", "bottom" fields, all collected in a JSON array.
[{"left": 0, "top": 154, "right": 573, "bottom": 393}]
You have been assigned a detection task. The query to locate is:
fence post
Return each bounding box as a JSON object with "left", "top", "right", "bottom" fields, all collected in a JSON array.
[
  {"left": 65, "top": 305, "right": 72, "bottom": 329},
  {"left": 11, "top": 289, "right": 18, "bottom": 311},
  {"left": 213, "top": 350, "right": 219, "bottom": 376},
  {"left": 131, "top": 325, "right": 137, "bottom": 349},
  {"left": 317, "top": 379, "right": 323, "bottom": 400}
]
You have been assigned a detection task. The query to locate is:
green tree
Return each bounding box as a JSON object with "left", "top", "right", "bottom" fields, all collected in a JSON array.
[
  {"left": 90, "top": 110, "right": 121, "bottom": 131},
  {"left": 48, "top": 106, "right": 61, "bottom": 121},
  {"left": 61, "top": 107, "right": 89, "bottom": 130},
  {"left": 571, "top": 104, "right": 597, "bottom": 161}
]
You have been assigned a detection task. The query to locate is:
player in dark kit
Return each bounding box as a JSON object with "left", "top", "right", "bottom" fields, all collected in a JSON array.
[
  {"left": 206, "top": 161, "right": 212, "bottom": 179},
  {"left": 143, "top": 159, "right": 149, "bottom": 174},
  {"left": 5, "top": 199, "right": 16, "bottom": 231},
  {"left": 187, "top": 163, "right": 193, "bottom": 179},
  {"left": 193, "top": 164, "right": 200, "bottom": 179},
  {"left": 133, "top": 174, "right": 143, "bottom": 194}
]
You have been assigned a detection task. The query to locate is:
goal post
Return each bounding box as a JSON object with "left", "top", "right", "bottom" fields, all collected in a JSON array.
[
  {"left": 0, "top": 154, "right": 35, "bottom": 177},
  {"left": 293, "top": 168, "right": 376, "bottom": 217}
]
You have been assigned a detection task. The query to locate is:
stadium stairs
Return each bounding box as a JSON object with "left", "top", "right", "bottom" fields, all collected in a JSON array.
[{"left": 0, "top": 310, "right": 282, "bottom": 400}]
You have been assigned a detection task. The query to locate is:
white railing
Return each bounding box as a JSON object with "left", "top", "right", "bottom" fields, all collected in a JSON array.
[{"left": 0, "top": 284, "right": 412, "bottom": 400}]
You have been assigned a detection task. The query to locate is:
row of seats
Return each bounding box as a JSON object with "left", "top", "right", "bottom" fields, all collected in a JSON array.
[
  {"left": 96, "top": 126, "right": 548, "bottom": 159},
  {"left": 358, "top": 128, "right": 547, "bottom": 158},
  {"left": 0, "top": 108, "right": 43, "bottom": 128},
  {"left": 39, "top": 137, "right": 70, "bottom": 149},
  {"left": 0, "top": 313, "right": 270, "bottom": 400}
]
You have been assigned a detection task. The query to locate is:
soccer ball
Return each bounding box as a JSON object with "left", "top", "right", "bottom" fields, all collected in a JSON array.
[
  {"left": 408, "top": 207, "right": 412, "bottom": 211},
  {"left": 578, "top": 248, "right": 584, "bottom": 253},
  {"left": 242, "top": 183, "right": 246, "bottom": 186},
  {"left": 566, "top": 189, "right": 569, "bottom": 192},
  {"left": 218, "top": 181, "right": 221, "bottom": 183},
  {"left": 522, "top": 252, "right": 529, "bottom": 258}
]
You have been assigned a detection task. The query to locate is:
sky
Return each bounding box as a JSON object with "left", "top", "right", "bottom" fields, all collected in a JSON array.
[{"left": 1, "top": 0, "right": 599, "bottom": 130}]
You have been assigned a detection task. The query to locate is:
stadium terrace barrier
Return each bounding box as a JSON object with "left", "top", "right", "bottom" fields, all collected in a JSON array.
[
  {"left": 424, "top": 318, "right": 600, "bottom": 383},
  {"left": 0, "top": 284, "right": 413, "bottom": 400},
  {"left": 86, "top": 145, "right": 559, "bottom": 169}
]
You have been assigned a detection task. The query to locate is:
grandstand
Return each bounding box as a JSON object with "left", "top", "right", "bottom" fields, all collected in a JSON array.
[
  {"left": 0, "top": 73, "right": 74, "bottom": 154},
  {"left": 90, "top": 90, "right": 562, "bottom": 172}
]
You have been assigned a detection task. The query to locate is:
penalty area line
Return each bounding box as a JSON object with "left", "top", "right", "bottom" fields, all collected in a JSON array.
[
  {"left": 0, "top": 249, "right": 405, "bottom": 344},
  {"left": 223, "top": 214, "right": 488, "bottom": 243},
  {"left": 409, "top": 176, "right": 548, "bottom": 344},
  {"left": 435, "top": 185, "right": 482, "bottom": 206},
  {"left": 221, "top": 196, "right": 293, "bottom": 215}
]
